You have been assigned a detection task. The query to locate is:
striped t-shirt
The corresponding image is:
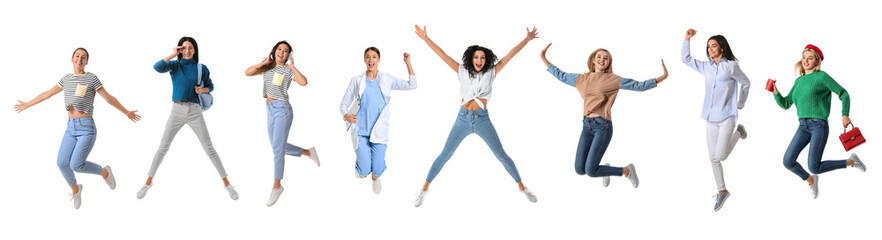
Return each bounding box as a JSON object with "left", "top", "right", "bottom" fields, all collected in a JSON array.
[
  {"left": 262, "top": 65, "right": 295, "bottom": 101},
  {"left": 57, "top": 73, "right": 102, "bottom": 115}
]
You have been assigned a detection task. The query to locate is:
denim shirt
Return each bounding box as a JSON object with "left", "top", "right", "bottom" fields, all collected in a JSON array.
[{"left": 681, "top": 41, "right": 750, "bottom": 122}]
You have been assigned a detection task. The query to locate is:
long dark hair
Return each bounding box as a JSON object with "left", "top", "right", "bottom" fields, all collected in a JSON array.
[
  {"left": 177, "top": 36, "right": 199, "bottom": 63},
  {"left": 706, "top": 35, "right": 736, "bottom": 61},
  {"left": 258, "top": 41, "right": 293, "bottom": 73},
  {"left": 462, "top": 45, "right": 497, "bottom": 78}
]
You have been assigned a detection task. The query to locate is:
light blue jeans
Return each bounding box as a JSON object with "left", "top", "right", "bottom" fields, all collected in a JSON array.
[
  {"left": 355, "top": 135, "right": 387, "bottom": 178},
  {"left": 58, "top": 117, "right": 103, "bottom": 186},
  {"left": 425, "top": 107, "right": 522, "bottom": 183},
  {"left": 783, "top": 118, "right": 847, "bottom": 180},
  {"left": 267, "top": 100, "right": 305, "bottom": 179}
]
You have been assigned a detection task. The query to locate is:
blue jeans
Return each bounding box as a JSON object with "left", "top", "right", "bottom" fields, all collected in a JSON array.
[
  {"left": 575, "top": 116, "right": 623, "bottom": 177},
  {"left": 783, "top": 118, "right": 847, "bottom": 180},
  {"left": 425, "top": 107, "right": 522, "bottom": 183},
  {"left": 58, "top": 117, "right": 103, "bottom": 186},
  {"left": 355, "top": 135, "right": 387, "bottom": 178},
  {"left": 267, "top": 100, "right": 305, "bottom": 179}
]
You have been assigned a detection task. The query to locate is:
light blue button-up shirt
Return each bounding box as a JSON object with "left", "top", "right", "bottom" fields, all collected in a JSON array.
[{"left": 681, "top": 40, "right": 750, "bottom": 122}]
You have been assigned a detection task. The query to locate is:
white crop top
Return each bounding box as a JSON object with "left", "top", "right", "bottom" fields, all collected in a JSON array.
[{"left": 457, "top": 64, "right": 495, "bottom": 109}]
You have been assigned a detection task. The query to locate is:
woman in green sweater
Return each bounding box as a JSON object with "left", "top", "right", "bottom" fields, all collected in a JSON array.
[{"left": 771, "top": 44, "right": 866, "bottom": 199}]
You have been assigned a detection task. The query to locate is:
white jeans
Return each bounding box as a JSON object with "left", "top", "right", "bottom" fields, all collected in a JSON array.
[
  {"left": 705, "top": 117, "right": 741, "bottom": 191},
  {"left": 147, "top": 102, "right": 228, "bottom": 178}
]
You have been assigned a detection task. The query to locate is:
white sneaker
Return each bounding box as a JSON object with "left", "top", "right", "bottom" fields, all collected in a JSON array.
[
  {"left": 136, "top": 184, "right": 151, "bottom": 199},
  {"left": 601, "top": 163, "right": 610, "bottom": 187},
  {"left": 414, "top": 190, "right": 429, "bottom": 207},
  {"left": 267, "top": 186, "right": 284, "bottom": 207},
  {"left": 355, "top": 170, "right": 364, "bottom": 179},
  {"left": 851, "top": 153, "right": 866, "bottom": 172},
  {"left": 103, "top": 166, "right": 116, "bottom": 190},
  {"left": 372, "top": 178, "right": 382, "bottom": 194},
  {"left": 809, "top": 175, "right": 819, "bottom": 199},
  {"left": 308, "top": 147, "right": 320, "bottom": 167},
  {"left": 225, "top": 185, "right": 239, "bottom": 200},
  {"left": 70, "top": 184, "right": 83, "bottom": 209},
  {"left": 521, "top": 188, "right": 538, "bottom": 203},
  {"left": 626, "top": 163, "right": 639, "bottom": 188}
]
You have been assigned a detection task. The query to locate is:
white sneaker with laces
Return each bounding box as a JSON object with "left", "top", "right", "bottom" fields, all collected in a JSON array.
[
  {"left": 601, "top": 163, "right": 610, "bottom": 187},
  {"left": 809, "top": 175, "right": 819, "bottom": 199},
  {"left": 267, "top": 186, "right": 284, "bottom": 207},
  {"left": 103, "top": 166, "right": 116, "bottom": 190},
  {"left": 414, "top": 190, "right": 429, "bottom": 207},
  {"left": 225, "top": 185, "right": 239, "bottom": 200},
  {"left": 136, "top": 184, "right": 151, "bottom": 199},
  {"left": 70, "top": 184, "right": 83, "bottom": 209},
  {"left": 308, "top": 147, "right": 321, "bottom": 167},
  {"left": 521, "top": 188, "right": 538, "bottom": 203},
  {"left": 372, "top": 178, "right": 382, "bottom": 194},
  {"left": 626, "top": 163, "right": 639, "bottom": 188}
]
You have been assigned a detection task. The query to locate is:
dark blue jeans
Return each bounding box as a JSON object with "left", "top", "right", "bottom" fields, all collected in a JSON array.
[
  {"left": 575, "top": 116, "right": 623, "bottom": 177},
  {"left": 782, "top": 118, "right": 847, "bottom": 180}
]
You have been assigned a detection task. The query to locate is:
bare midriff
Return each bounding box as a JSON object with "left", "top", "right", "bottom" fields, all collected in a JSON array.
[
  {"left": 267, "top": 96, "right": 277, "bottom": 102},
  {"left": 461, "top": 98, "right": 488, "bottom": 111},
  {"left": 68, "top": 108, "right": 91, "bottom": 118}
]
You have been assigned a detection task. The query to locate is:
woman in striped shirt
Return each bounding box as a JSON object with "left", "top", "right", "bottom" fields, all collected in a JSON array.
[
  {"left": 14, "top": 48, "right": 141, "bottom": 209},
  {"left": 244, "top": 40, "right": 320, "bottom": 207}
]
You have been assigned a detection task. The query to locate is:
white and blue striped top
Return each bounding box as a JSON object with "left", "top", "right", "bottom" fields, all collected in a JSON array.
[{"left": 57, "top": 73, "right": 102, "bottom": 115}]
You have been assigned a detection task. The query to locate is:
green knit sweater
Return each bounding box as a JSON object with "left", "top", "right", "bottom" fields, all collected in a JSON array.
[{"left": 774, "top": 71, "right": 850, "bottom": 121}]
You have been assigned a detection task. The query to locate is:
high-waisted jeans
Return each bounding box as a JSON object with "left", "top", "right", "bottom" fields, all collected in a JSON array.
[
  {"left": 425, "top": 107, "right": 522, "bottom": 183},
  {"left": 267, "top": 100, "right": 305, "bottom": 179},
  {"left": 57, "top": 117, "right": 103, "bottom": 186}
]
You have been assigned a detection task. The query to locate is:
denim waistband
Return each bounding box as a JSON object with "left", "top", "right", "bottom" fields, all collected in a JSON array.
[
  {"left": 458, "top": 107, "right": 488, "bottom": 115},
  {"left": 67, "top": 116, "right": 94, "bottom": 123}
]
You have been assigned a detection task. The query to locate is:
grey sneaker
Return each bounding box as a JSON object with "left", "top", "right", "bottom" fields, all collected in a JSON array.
[
  {"left": 267, "top": 186, "right": 284, "bottom": 207},
  {"left": 372, "top": 178, "right": 382, "bottom": 194},
  {"left": 713, "top": 190, "right": 730, "bottom": 212},
  {"left": 602, "top": 163, "right": 610, "bottom": 188},
  {"left": 103, "top": 166, "right": 116, "bottom": 190},
  {"left": 71, "top": 184, "right": 83, "bottom": 209},
  {"left": 851, "top": 153, "right": 866, "bottom": 172},
  {"left": 136, "top": 184, "right": 151, "bottom": 199},
  {"left": 414, "top": 190, "right": 429, "bottom": 207},
  {"left": 809, "top": 175, "right": 819, "bottom": 199},
  {"left": 736, "top": 124, "right": 747, "bottom": 139},
  {"left": 225, "top": 185, "right": 239, "bottom": 200},
  {"left": 308, "top": 147, "right": 320, "bottom": 167},
  {"left": 626, "top": 163, "right": 639, "bottom": 188},
  {"left": 521, "top": 188, "right": 538, "bottom": 203}
]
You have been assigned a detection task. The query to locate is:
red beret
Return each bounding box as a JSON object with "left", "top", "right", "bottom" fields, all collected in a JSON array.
[{"left": 804, "top": 44, "right": 824, "bottom": 61}]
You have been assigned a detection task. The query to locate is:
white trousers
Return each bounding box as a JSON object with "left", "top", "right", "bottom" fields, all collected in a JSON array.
[{"left": 705, "top": 117, "right": 741, "bottom": 191}]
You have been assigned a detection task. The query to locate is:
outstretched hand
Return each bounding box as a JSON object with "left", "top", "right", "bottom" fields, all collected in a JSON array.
[
  {"left": 541, "top": 43, "right": 552, "bottom": 57},
  {"left": 657, "top": 59, "right": 669, "bottom": 83},
  {"left": 126, "top": 110, "right": 141, "bottom": 123},
  {"left": 414, "top": 25, "right": 428, "bottom": 40},
  {"left": 525, "top": 27, "right": 539, "bottom": 41},
  {"left": 13, "top": 100, "right": 29, "bottom": 113}
]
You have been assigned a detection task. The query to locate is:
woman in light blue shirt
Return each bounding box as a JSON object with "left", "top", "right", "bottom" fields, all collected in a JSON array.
[
  {"left": 682, "top": 29, "right": 751, "bottom": 212},
  {"left": 340, "top": 47, "right": 416, "bottom": 195}
]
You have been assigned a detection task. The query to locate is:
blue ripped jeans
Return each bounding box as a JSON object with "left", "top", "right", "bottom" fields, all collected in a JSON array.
[
  {"left": 782, "top": 118, "right": 847, "bottom": 180},
  {"left": 58, "top": 117, "right": 103, "bottom": 186},
  {"left": 425, "top": 107, "right": 522, "bottom": 183},
  {"left": 575, "top": 116, "right": 624, "bottom": 177}
]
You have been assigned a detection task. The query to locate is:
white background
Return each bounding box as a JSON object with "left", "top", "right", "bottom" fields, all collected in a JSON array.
[{"left": 1, "top": 0, "right": 879, "bottom": 239}]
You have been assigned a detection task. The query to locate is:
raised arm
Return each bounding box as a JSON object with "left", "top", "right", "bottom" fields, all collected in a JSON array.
[
  {"left": 154, "top": 46, "right": 183, "bottom": 73},
  {"left": 415, "top": 25, "right": 459, "bottom": 72},
  {"left": 495, "top": 27, "right": 539, "bottom": 74},
  {"left": 96, "top": 87, "right": 141, "bottom": 122},
  {"left": 245, "top": 52, "right": 273, "bottom": 76},
  {"left": 681, "top": 28, "right": 706, "bottom": 73},
  {"left": 14, "top": 85, "right": 63, "bottom": 113},
  {"left": 621, "top": 60, "right": 668, "bottom": 91},
  {"left": 390, "top": 53, "right": 418, "bottom": 90},
  {"left": 288, "top": 57, "right": 308, "bottom": 86}
]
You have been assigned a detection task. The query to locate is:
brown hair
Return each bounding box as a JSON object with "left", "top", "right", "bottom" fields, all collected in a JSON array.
[
  {"left": 364, "top": 47, "right": 380, "bottom": 58},
  {"left": 587, "top": 48, "right": 612, "bottom": 73},
  {"left": 71, "top": 48, "right": 89, "bottom": 60},
  {"left": 795, "top": 48, "right": 822, "bottom": 75}
]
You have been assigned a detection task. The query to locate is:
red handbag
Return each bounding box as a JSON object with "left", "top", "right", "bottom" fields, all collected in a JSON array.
[{"left": 839, "top": 124, "right": 865, "bottom": 151}]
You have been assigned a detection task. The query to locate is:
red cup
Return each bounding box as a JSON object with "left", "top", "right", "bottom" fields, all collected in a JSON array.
[{"left": 765, "top": 78, "right": 776, "bottom": 92}]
